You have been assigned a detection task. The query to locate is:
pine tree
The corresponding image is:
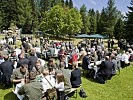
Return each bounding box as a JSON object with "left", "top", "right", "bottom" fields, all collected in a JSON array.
[
  {"left": 61, "top": 0, "right": 65, "bottom": 7},
  {"left": 114, "top": 18, "right": 125, "bottom": 39},
  {"left": 96, "top": 10, "right": 100, "bottom": 34},
  {"left": 69, "top": 0, "right": 73, "bottom": 8},
  {"left": 88, "top": 9, "right": 97, "bottom": 34},
  {"left": 17, "top": 0, "right": 33, "bottom": 34},
  {"left": 105, "top": 0, "right": 118, "bottom": 37},
  {"left": 80, "top": 4, "right": 90, "bottom": 34},
  {"left": 98, "top": 8, "right": 108, "bottom": 34},
  {"left": 125, "top": 0, "right": 133, "bottom": 40},
  {"left": 65, "top": 0, "right": 69, "bottom": 7},
  {"left": 0, "top": 0, "right": 18, "bottom": 29}
]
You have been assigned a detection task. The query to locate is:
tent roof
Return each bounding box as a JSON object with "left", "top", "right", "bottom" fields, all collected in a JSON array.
[
  {"left": 75, "top": 34, "right": 90, "bottom": 38},
  {"left": 88, "top": 34, "right": 108, "bottom": 39}
]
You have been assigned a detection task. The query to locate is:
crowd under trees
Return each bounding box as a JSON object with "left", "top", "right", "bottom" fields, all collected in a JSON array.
[{"left": 0, "top": 0, "right": 133, "bottom": 40}]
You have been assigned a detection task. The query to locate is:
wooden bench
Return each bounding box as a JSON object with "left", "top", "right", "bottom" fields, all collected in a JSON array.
[{"left": 65, "top": 85, "right": 81, "bottom": 98}]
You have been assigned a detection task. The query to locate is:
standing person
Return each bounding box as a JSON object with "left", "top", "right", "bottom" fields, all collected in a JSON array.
[
  {"left": 111, "top": 39, "right": 114, "bottom": 48},
  {"left": 108, "top": 39, "right": 111, "bottom": 49},
  {"left": 56, "top": 74, "right": 65, "bottom": 100},
  {"left": 12, "top": 35, "right": 16, "bottom": 45}
]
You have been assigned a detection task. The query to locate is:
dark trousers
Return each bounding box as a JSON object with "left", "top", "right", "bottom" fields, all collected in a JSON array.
[{"left": 57, "top": 90, "right": 65, "bottom": 100}]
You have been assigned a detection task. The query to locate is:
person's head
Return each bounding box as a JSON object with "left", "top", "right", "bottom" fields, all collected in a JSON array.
[
  {"left": 0, "top": 53, "right": 4, "bottom": 59},
  {"left": 35, "top": 60, "right": 42, "bottom": 70},
  {"left": 30, "top": 48, "right": 36, "bottom": 56},
  {"left": 29, "top": 71, "right": 36, "bottom": 80},
  {"left": 72, "top": 62, "right": 78, "bottom": 69},
  {"left": 105, "top": 56, "right": 110, "bottom": 60},
  {"left": 20, "top": 64, "right": 28, "bottom": 74},
  {"left": 3, "top": 55, "right": 9, "bottom": 61},
  {"left": 42, "top": 69, "right": 49, "bottom": 77},
  {"left": 11, "top": 50, "right": 16, "bottom": 56},
  {"left": 19, "top": 53, "right": 24, "bottom": 59},
  {"left": 110, "top": 54, "right": 116, "bottom": 60},
  {"left": 48, "top": 58, "right": 55, "bottom": 65},
  {"left": 56, "top": 73, "right": 65, "bottom": 84},
  {"left": 59, "top": 61, "right": 66, "bottom": 69},
  {"left": 87, "top": 52, "right": 91, "bottom": 57}
]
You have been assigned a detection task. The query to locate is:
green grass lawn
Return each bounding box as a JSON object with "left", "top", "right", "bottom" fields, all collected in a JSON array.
[{"left": 0, "top": 63, "right": 133, "bottom": 100}]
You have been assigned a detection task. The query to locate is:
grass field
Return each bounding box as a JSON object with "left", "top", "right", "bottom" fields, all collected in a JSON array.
[{"left": 0, "top": 63, "right": 133, "bottom": 100}]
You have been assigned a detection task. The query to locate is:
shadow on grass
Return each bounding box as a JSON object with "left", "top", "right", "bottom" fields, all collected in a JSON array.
[
  {"left": 0, "top": 84, "right": 13, "bottom": 90},
  {"left": 4, "top": 92, "right": 17, "bottom": 100},
  {"left": 81, "top": 69, "right": 98, "bottom": 84}
]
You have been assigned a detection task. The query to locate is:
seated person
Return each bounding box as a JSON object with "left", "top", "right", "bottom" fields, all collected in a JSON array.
[
  {"left": 32, "top": 60, "right": 45, "bottom": 76},
  {"left": 56, "top": 73, "right": 65, "bottom": 100},
  {"left": 41, "top": 69, "right": 55, "bottom": 93},
  {"left": 18, "top": 71, "right": 43, "bottom": 100},
  {"left": 121, "top": 51, "right": 130, "bottom": 68},
  {"left": 45, "top": 58, "right": 58, "bottom": 74},
  {"left": 70, "top": 62, "right": 82, "bottom": 88},
  {"left": 82, "top": 52, "right": 91, "bottom": 70},
  {"left": 11, "top": 64, "right": 29, "bottom": 86},
  {"left": 56, "top": 62, "right": 72, "bottom": 92},
  {"left": 96, "top": 56, "right": 113, "bottom": 84}
]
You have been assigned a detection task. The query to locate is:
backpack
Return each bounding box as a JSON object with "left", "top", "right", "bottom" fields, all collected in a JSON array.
[{"left": 79, "top": 89, "right": 87, "bottom": 98}]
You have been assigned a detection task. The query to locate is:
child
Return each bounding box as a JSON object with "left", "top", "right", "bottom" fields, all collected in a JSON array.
[{"left": 56, "top": 74, "right": 65, "bottom": 100}]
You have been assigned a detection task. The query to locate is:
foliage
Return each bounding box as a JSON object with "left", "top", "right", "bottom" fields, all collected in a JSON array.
[
  {"left": 80, "top": 4, "right": 90, "bottom": 34},
  {"left": 65, "top": 0, "right": 69, "bottom": 7},
  {"left": 99, "top": 0, "right": 119, "bottom": 37},
  {"left": 17, "top": 0, "right": 33, "bottom": 33},
  {"left": 125, "top": 0, "right": 133, "bottom": 40},
  {"left": 114, "top": 18, "right": 125, "bottom": 39},
  {"left": 0, "top": 0, "right": 18, "bottom": 30},
  {"left": 88, "top": 9, "right": 97, "bottom": 34},
  {"left": 69, "top": 0, "right": 73, "bottom": 8},
  {"left": 40, "top": 5, "right": 82, "bottom": 38}
]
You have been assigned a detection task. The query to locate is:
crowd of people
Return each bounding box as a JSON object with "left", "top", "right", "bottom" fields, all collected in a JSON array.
[{"left": 0, "top": 35, "right": 133, "bottom": 100}]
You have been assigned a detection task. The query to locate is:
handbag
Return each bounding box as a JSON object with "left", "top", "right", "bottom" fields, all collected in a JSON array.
[
  {"left": 44, "top": 77, "right": 57, "bottom": 100},
  {"left": 79, "top": 89, "right": 87, "bottom": 98}
]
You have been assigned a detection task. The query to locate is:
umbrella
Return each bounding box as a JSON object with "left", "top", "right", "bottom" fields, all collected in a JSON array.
[
  {"left": 88, "top": 34, "right": 108, "bottom": 39},
  {"left": 75, "top": 34, "right": 90, "bottom": 38}
]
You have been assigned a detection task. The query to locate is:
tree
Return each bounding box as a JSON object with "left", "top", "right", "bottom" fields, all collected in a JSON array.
[
  {"left": 98, "top": 8, "right": 107, "bottom": 34},
  {"left": 65, "top": 0, "right": 69, "bottom": 7},
  {"left": 63, "top": 8, "right": 82, "bottom": 38},
  {"left": 80, "top": 4, "right": 90, "bottom": 34},
  {"left": 40, "top": 0, "right": 51, "bottom": 12},
  {"left": 104, "top": 0, "right": 118, "bottom": 37},
  {"left": 88, "top": 9, "right": 97, "bottom": 34},
  {"left": 114, "top": 18, "right": 125, "bottom": 39},
  {"left": 17, "top": 0, "right": 33, "bottom": 34},
  {"left": 0, "top": 0, "right": 18, "bottom": 30},
  {"left": 61, "top": 0, "right": 65, "bottom": 7},
  {"left": 40, "top": 5, "right": 65, "bottom": 37},
  {"left": 96, "top": 10, "right": 100, "bottom": 34},
  {"left": 69, "top": 0, "right": 73, "bottom": 8},
  {"left": 125, "top": 0, "right": 133, "bottom": 40},
  {"left": 40, "top": 5, "right": 82, "bottom": 38}
]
